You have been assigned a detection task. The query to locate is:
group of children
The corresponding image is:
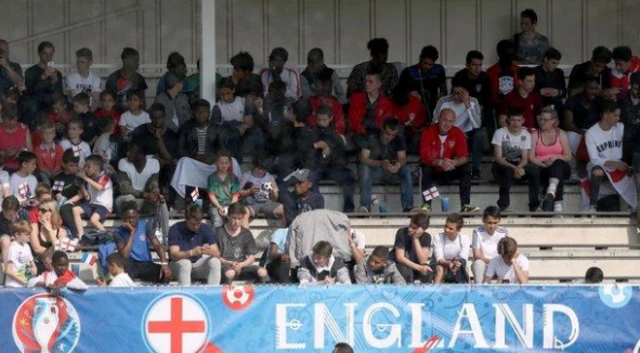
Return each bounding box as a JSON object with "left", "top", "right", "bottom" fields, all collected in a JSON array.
[{"left": 4, "top": 219, "right": 132, "bottom": 289}]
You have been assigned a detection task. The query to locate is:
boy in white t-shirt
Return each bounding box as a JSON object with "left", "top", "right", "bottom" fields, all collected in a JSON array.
[
  {"left": 9, "top": 151, "right": 38, "bottom": 207},
  {"left": 491, "top": 109, "right": 540, "bottom": 212},
  {"left": 70, "top": 155, "right": 113, "bottom": 238},
  {"left": 60, "top": 119, "right": 92, "bottom": 168},
  {"left": 64, "top": 48, "right": 101, "bottom": 109},
  {"left": 483, "top": 237, "right": 529, "bottom": 284},
  {"left": 106, "top": 252, "right": 135, "bottom": 287},
  {"left": 119, "top": 90, "right": 151, "bottom": 138},
  {"left": 433, "top": 213, "right": 471, "bottom": 284},
  {"left": 471, "top": 206, "right": 509, "bottom": 283},
  {"left": 4, "top": 220, "right": 36, "bottom": 287}
]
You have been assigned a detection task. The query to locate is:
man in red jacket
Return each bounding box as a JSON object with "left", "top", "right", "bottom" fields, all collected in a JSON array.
[
  {"left": 419, "top": 109, "right": 480, "bottom": 213},
  {"left": 348, "top": 72, "right": 395, "bottom": 148}
]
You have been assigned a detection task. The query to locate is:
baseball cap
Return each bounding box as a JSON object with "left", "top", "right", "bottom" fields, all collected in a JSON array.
[{"left": 284, "top": 169, "right": 310, "bottom": 185}]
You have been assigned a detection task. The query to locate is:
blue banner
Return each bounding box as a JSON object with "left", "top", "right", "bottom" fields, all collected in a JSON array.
[{"left": 2, "top": 284, "right": 639, "bottom": 353}]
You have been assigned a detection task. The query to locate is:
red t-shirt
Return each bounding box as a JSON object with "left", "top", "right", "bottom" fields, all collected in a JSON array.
[
  {"left": 499, "top": 90, "right": 543, "bottom": 130},
  {"left": 0, "top": 123, "right": 29, "bottom": 170},
  {"left": 34, "top": 144, "right": 64, "bottom": 173}
]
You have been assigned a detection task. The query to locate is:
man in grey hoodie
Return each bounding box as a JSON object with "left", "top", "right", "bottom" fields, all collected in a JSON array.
[{"left": 354, "top": 246, "right": 406, "bottom": 284}]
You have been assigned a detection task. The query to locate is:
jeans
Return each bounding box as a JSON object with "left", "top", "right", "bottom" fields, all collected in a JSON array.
[
  {"left": 467, "top": 128, "right": 486, "bottom": 173},
  {"left": 309, "top": 166, "right": 356, "bottom": 212},
  {"left": 421, "top": 163, "right": 472, "bottom": 206},
  {"left": 492, "top": 163, "right": 540, "bottom": 210},
  {"left": 396, "top": 262, "right": 433, "bottom": 283},
  {"left": 359, "top": 165, "right": 414, "bottom": 211},
  {"left": 170, "top": 256, "right": 221, "bottom": 286},
  {"left": 589, "top": 166, "right": 606, "bottom": 206},
  {"left": 538, "top": 159, "right": 571, "bottom": 201}
]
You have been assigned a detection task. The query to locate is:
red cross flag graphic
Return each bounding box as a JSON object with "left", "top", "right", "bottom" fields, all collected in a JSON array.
[{"left": 144, "top": 295, "right": 209, "bottom": 353}]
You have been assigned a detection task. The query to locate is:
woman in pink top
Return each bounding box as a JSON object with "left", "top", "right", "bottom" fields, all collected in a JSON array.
[
  {"left": 0, "top": 103, "right": 33, "bottom": 172},
  {"left": 528, "top": 107, "right": 572, "bottom": 212}
]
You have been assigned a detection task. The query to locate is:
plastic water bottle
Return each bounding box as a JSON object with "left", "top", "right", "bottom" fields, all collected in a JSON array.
[{"left": 378, "top": 202, "right": 388, "bottom": 213}]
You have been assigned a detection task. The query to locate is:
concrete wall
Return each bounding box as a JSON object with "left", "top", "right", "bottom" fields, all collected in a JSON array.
[{"left": 1, "top": 0, "right": 639, "bottom": 71}]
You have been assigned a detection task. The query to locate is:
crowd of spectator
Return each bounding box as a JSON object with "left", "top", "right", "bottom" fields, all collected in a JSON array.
[{"left": 0, "top": 8, "right": 630, "bottom": 288}]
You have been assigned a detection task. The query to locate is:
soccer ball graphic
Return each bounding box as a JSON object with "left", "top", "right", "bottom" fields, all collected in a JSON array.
[
  {"left": 222, "top": 285, "right": 255, "bottom": 311},
  {"left": 599, "top": 284, "right": 632, "bottom": 308}
]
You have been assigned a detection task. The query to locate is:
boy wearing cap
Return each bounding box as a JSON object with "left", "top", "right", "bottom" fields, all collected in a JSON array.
[{"left": 281, "top": 169, "right": 325, "bottom": 225}]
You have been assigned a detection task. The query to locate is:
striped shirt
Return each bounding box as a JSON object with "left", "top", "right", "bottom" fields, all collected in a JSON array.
[{"left": 196, "top": 126, "right": 208, "bottom": 155}]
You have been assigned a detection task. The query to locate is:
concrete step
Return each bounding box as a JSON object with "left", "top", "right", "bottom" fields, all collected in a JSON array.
[{"left": 313, "top": 184, "right": 628, "bottom": 213}]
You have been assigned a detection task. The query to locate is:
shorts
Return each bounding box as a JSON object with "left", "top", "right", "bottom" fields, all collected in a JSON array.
[
  {"left": 80, "top": 203, "right": 110, "bottom": 222},
  {"left": 248, "top": 200, "right": 281, "bottom": 218}
]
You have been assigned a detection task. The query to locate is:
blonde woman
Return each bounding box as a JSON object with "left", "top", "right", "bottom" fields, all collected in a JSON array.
[
  {"left": 528, "top": 107, "right": 572, "bottom": 212},
  {"left": 30, "top": 199, "right": 68, "bottom": 256}
]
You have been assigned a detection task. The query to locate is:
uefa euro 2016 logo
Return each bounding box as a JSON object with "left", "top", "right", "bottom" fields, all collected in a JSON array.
[{"left": 12, "top": 294, "right": 81, "bottom": 353}]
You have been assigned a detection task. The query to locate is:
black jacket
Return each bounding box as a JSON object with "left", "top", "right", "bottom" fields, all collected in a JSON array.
[{"left": 178, "top": 120, "right": 222, "bottom": 158}]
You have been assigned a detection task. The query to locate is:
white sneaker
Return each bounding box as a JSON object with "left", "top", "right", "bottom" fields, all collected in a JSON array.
[
  {"left": 553, "top": 202, "right": 563, "bottom": 212},
  {"left": 546, "top": 184, "right": 557, "bottom": 200}
]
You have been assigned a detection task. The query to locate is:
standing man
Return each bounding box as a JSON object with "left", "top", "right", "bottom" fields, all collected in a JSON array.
[
  {"left": 23, "top": 41, "right": 63, "bottom": 127},
  {"left": 513, "top": 9, "right": 550, "bottom": 65},
  {"left": 347, "top": 38, "right": 398, "bottom": 97}
]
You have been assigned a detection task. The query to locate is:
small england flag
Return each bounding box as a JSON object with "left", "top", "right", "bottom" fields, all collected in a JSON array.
[
  {"left": 191, "top": 188, "right": 200, "bottom": 201},
  {"left": 55, "top": 238, "right": 79, "bottom": 252},
  {"left": 81, "top": 253, "right": 97, "bottom": 266},
  {"left": 18, "top": 182, "right": 29, "bottom": 198},
  {"left": 53, "top": 180, "right": 65, "bottom": 191},
  {"left": 422, "top": 186, "right": 440, "bottom": 201}
]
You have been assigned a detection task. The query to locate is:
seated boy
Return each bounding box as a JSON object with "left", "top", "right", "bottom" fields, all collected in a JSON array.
[
  {"left": 216, "top": 203, "right": 267, "bottom": 283},
  {"left": 307, "top": 105, "right": 356, "bottom": 212},
  {"left": 297, "top": 240, "right": 351, "bottom": 285},
  {"left": 391, "top": 212, "right": 433, "bottom": 284},
  {"left": 27, "top": 249, "right": 88, "bottom": 291},
  {"left": 280, "top": 169, "right": 325, "bottom": 226},
  {"left": 106, "top": 252, "right": 136, "bottom": 287},
  {"left": 72, "top": 92, "right": 99, "bottom": 143},
  {"left": 354, "top": 245, "right": 406, "bottom": 284},
  {"left": 51, "top": 149, "right": 82, "bottom": 205},
  {"left": 239, "top": 155, "right": 284, "bottom": 224},
  {"left": 114, "top": 201, "right": 171, "bottom": 283},
  {"left": 433, "top": 213, "right": 471, "bottom": 284},
  {"left": 69, "top": 155, "right": 113, "bottom": 238},
  {"left": 9, "top": 151, "right": 38, "bottom": 207},
  {"left": 5, "top": 220, "right": 37, "bottom": 287},
  {"left": 60, "top": 119, "right": 92, "bottom": 167},
  {"left": 33, "top": 121, "right": 63, "bottom": 184},
  {"left": 0, "top": 196, "right": 20, "bottom": 263}
]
